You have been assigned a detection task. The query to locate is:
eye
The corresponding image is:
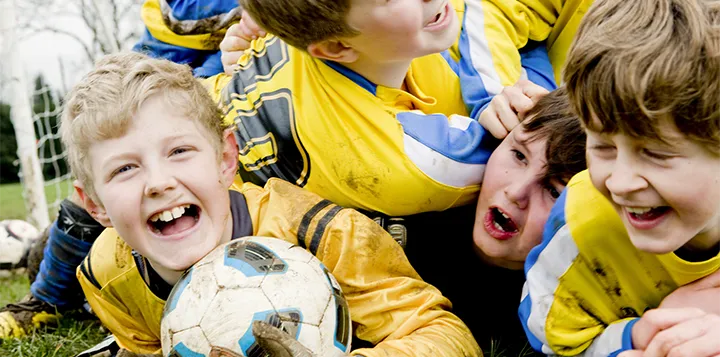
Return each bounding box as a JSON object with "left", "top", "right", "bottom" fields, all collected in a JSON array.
[
  {"left": 642, "top": 149, "right": 672, "bottom": 160},
  {"left": 111, "top": 164, "right": 134, "bottom": 179},
  {"left": 511, "top": 149, "right": 527, "bottom": 163},
  {"left": 171, "top": 147, "right": 190, "bottom": 156},
  {"left": 546, "top": 185, "right": 561, "bottom": 199}
]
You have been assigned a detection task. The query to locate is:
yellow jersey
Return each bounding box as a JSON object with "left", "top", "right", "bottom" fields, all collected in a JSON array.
[
  {"left": 519, "top": 171, "right": 720, "bottom": 356},
  {"left": 77, "top": 179, "right": 481, "bottom": 356}
]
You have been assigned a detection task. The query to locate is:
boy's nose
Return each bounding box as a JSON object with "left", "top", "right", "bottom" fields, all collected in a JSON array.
[
  {"left": 144, "top": 170, "right": 178, "bottom": 197},
  {"left": 605, "top": 161, "right": 648, "bottom": 196},
  {"left": 505, "top": 179, "right": 531, "bottom": 210}
]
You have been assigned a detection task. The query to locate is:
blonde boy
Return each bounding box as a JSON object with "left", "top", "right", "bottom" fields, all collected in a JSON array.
[
  {"left": 519, "top": 0, "right": 720, "bottom": 355},
  {"left": 62, "top": 52, "right": 480, "bottom": 356}
]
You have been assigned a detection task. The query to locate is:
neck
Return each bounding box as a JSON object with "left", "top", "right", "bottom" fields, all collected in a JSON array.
[
  {"left": 341, "top": 56, "right": 412, "bottom": 89},
  {"left": 678, "top": 226, "right": 720, "bottom": 262}
]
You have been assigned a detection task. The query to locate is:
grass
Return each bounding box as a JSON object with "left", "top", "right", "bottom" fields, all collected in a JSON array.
[
  {"left": 0, "top": 272, "right": 107, "bottom": 357},
  {"left": 0, "top": 181, "right": 107, "bottom": 357},
  {"left": 0, "top": 180, "right": 73, "bottom": 222}
]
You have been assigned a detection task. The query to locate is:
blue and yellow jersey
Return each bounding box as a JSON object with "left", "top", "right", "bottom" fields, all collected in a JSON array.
[
  {"left": 77, "top": 179, "right": 481, "bottom": 356},
  {"left": 133, "top": 0, "right": 566, "bottom": 216},
  {"left": 204, "top": 30, "right": 498, "bottom": 216},
  {"left": 457, "top": 0, "right": 592, "bottom": 118},
  {"left": 133, "top": 0, "right": 242, "bottom": 77},
  {"left": 519, "top": 171, "right": 720, "bottom": 356}
]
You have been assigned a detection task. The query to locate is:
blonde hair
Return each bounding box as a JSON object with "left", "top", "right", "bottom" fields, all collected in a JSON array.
[
  {"left": 564, "top": 0, "right": 720, "bottom": 153},
  {"left": 240, "top": 0, "right": 358, "bottom": 50},
  {"left": 60, "top": 52, "right": 225, "bottom": 202}
]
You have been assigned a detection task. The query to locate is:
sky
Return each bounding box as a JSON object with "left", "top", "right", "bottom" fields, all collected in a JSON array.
[{"left": 0, "top": 0, "right": 142, "bottom": 99}]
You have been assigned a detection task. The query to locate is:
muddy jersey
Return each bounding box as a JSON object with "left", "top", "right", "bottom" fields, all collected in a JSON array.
[
  {"left": 519, "top": 170, "right": 720, "bottom": 356},
  {"left": 77, "top": 179, "right": 481, "bottom": 356}
]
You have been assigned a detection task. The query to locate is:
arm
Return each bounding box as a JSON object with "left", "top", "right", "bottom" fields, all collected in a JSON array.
[
  {"left": 456, "top": 0, "right": 562, "bottom": 119},
  {"left": 134, "top": 0, "right": 242, "bottom": 77},
  {"left": 314, "top": 207, "right": 481, "bottom": 356},
  {"left": 77, "top": 262, "right": 162, "bottom": 354},
  {"left": 518, "top": 189, "right": 637, "bottom": 356}
]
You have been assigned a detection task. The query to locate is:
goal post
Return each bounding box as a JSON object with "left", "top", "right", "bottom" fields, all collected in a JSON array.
[{"left": 2, "top": 0, "right": 51, "bottom": 230}]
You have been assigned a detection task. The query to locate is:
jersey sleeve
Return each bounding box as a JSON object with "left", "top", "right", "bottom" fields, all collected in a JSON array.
[
  {"left": 457, "top": 0, "right": 560, "bottom": 119},
  {"left": 313, "top": 205, "right": 481, "bottom": 356},
  {"left": 518, "top": 188, "right": 638, "bottom": 356},
  {"left": 241, "top": 180, "right": 482, "bottom": 356},
  {"left": 133, "top": 0, "right": 242, "bottom": 77},
  {"left": 76, "top": 234, "right": 162, "bottom": 355}
]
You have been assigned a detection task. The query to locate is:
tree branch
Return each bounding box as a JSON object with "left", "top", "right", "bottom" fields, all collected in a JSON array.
[{"left": 28, "top": 25, "right": 95, "bottom": 64}]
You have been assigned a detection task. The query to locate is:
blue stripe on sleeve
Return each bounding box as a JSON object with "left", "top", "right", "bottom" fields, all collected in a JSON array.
[
  {"left": 609, "top": 318, "right": 640, "bottom": 357},
  {"left": 518, "top": 188, "right": 569, "bottom": 352},
  {"left": 133, "top": 29, "right": 224, "bottom": 77},
  {"left": 397, "top": 112, "right": 497, "bottom": 164},
  {"left": 165, "top": 0, "right": 239, "bottom": 21},
  {"left": 456, "top": 6, "right": 491, "bottom": 120},
  {"left": 519, "top": 41, "right": 556, "bottom": 91}
]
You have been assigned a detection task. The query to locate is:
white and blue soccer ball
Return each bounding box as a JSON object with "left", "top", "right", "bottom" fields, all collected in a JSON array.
[
  {"left": 0, "top": 219, "right": 40, "bottom": 269},
  {"left": 160, "top": 236, "right": 352, "bottom": 357}
]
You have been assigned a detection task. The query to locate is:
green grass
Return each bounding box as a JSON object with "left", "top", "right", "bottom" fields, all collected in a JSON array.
[
  {"left": 0, "top": 272, "right": 107, "bottom": 357},
  {"left": 0, "top": 179, "right": 106, "bottom": 357},
  {"left": 0, "top": 180, "right": 73, "bottom": 221}
]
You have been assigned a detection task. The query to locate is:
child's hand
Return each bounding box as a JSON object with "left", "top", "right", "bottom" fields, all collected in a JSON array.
[
  {"left": 627, "top": 308, "right": 720, "bottom": 356},
  {"left": 478, "top": 80, "right": 549, "bottom": 139},
  {"left": 220, "top": 10, "right": 266, "bottom": 75},
  {"left": 252, "top": 321, "right": 317, "bottom": 357},
  {"left": 660, "top": 269, "right": 720, "bottom": 315}
]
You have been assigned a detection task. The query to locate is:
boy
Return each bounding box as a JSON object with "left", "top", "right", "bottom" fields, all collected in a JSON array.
[
  {"left": 519, "top": 0, "right": 720, "bottom": 355},
  {"left": 0, "top": 0, "right": 577, "bottom": 339},
  {"left": 405, "top": 87, "right": 587, "bottom": 356},
  {"left": 62, "top": 52, "right": 481, "bottom": 356}
]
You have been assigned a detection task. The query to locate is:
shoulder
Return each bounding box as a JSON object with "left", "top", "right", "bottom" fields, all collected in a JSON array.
[
  {"left": 78, "top": 229, "right": 136, "bottom": 291},
  {"left": 562, "top": 171, "right": 627, "bottom": 244}
]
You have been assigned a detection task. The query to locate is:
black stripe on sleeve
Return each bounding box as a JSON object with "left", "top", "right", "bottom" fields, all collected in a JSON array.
[
  {"left": 309, "top": 205, "right": 343, "bottom": 255},
  {"left": 80, "top": 255, "right": 102, "bottom": 290},
  {"left": 297, "top": 199, "right": 332, "bottom": 249}
]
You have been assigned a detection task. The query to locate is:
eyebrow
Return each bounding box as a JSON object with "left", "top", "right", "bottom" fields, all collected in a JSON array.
[{"left": 513, "top": 134, "right": 533, "bottom": 158}]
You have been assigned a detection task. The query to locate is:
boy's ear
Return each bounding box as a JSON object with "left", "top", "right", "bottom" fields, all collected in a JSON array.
[
  {"left": 73, "top": 180, "right": 112, "bottom": 227},
  {"left": 307, "top": 39, "right": 358, "bottom": 63},
  {"left": 220, "top": 129, "right": 240, "bottom": 187}
]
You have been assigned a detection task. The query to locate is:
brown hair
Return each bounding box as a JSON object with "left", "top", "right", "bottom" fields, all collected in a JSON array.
[
  {"left": 564, "top": 0, "right": 720, "bottom": 154},
  {"left": 60, "top": 52, "right": 226, "bottom": 202},
  {"left": 522, "top": 87, "right": 587, "bottom": 185},
  {"left": 240, "top": 0, "right": 359, "bottom": 50}
]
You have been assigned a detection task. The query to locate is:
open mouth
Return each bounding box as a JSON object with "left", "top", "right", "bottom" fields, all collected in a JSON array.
[
  {"left": 483, "top": 207, "right": 519, "bottom": 240},
  {"left": 148, "top": 204, "right": 200, "bottom": 236},
  {"left": 625, "top": 206, "right": 671, "bottom": 229},
  {"left": 425, "top": 2, "right": 449, "bottom": 28}
]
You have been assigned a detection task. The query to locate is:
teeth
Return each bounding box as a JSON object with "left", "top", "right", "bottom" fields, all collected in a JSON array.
[
  {"left": 493, "top": 221, "right": 506, "bottom": 232},
  {"left": 500, "top": 211, "right": 510, "bottom": 220},
  {"left": 626, "top": 207, "right": 653, "bottom": 215},
  {"left": 150, "top": 204, "right": 191, "bottom": 222}
]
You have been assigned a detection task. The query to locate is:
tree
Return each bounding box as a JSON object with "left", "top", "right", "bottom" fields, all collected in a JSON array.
[
  {"left": 0, "top": 102, "right": 20, "bottom": 184},
  {"left": 17, "top": 0, "right": 142, "bottom": 72}
]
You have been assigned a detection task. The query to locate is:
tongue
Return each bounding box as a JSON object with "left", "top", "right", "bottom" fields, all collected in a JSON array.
[
  {"left": 160, "top": 215, "right": 196, "bottom": 236},
  {"left": 632, "top": 207, "right": 669, "bottom": 221}
]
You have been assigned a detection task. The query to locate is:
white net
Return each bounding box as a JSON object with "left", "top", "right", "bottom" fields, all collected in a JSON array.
[{"left": 30, "top": 84, "right": 71, "bottom": 220}]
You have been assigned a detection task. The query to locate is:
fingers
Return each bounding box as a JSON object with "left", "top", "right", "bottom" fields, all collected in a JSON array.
[
  {"left": 220, "top": 24, "right": 252, "bottom": 74},
  {"left": 239, "top": 10, "right": 266, "bottom": 39},
  {"left": 617, "top": 350, "right": 644, "bottom": 357},
  {"left": 252, "top": 321, "right": 315, "bottom": 357},
  {"left": 632, "top": 308, "right": 706, "bottom": 350},
  {"left": 516, "top": 79, "right": 550, "bottom": 103},
  {"left": 645, "top": 313, "right": 720, "bottom": 357},
  {"left": 478, "top": 104, "right": 510, "bottom": 139}
]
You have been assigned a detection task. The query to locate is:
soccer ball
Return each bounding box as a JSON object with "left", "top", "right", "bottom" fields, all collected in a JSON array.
[
  {"left": 161, "top": 236, "right": 352, "bottom": 357},
  {"left": 0, "top": 219, "right": 40, "bottom": 269}
]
